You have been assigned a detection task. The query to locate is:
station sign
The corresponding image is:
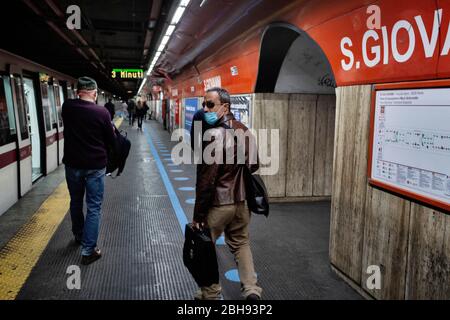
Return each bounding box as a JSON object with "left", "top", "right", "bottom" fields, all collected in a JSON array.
[{"left": 111, "top": 69, "right": 144, "bottom": 80}]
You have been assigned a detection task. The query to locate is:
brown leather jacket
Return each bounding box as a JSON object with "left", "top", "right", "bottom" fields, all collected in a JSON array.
[{"left": 194, "top": 113, "right": 259, "bottom": 222}]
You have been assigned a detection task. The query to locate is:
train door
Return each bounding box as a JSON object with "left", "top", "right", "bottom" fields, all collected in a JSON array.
[
  {"left": 0, "top": 74, "right": 20, "bottom": 215},
  {"left": 56, "top": 83, "right": 64, "bottom": 164},
  {"left": 23, "top": 77, "right": 43, "bottom": 182},
  {"left": 12, "top": 74, "right": 33, "bottom": 193},
  {"left": 50, "top": 80, "right": 64, "bottom": 165},
  {"left": 39, "top": 74, "right": 58, "bottom": 174}
]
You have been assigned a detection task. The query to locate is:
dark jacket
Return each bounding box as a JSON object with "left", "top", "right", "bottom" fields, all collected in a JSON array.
[
  {"left": 62, "top": 99, "right": 116, "bottom": 169},
  {"left": 193, "top": 113, "right": 259, "bottom": 222},
  {"left": 104, "top": 102, "right": 115, "bottom": 120}
]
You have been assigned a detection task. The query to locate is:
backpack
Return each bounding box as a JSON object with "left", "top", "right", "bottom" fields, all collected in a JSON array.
[
  {"left": 243, "top": 166, "right": 270, "bottom": 217},
  {"left": 106, "top": 125, "right": 131, "bottom": 177}
]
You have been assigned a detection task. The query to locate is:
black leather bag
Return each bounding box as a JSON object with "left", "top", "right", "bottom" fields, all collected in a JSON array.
[
  {"left": 106, "top": 125, "right": 131, "bottom": 177},
  {"left": 244, "top": 167, "right": 270, "bottom": 217},
  {"left": 182, "top": 224, "right": 219, "bottom": 287}
]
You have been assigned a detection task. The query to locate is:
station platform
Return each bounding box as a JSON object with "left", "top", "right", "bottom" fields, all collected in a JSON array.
[{"left": 0, "top": 118, "right": 361, "bottom": 300}]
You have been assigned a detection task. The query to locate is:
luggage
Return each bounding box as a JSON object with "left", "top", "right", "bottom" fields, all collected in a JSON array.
[
  {"left": 244, "top": 166, "right": 270, "bottom": 217},
  {"left": 106, "top": 125, "right": 131, "bottom": 177},
  {"left": 182, "top": 224, "right": 219, "bottom": 287}
]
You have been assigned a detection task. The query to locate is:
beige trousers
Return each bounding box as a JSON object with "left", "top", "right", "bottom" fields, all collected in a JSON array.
[{"left": 200, "top": 202, "right": 262, "bottom": 300}]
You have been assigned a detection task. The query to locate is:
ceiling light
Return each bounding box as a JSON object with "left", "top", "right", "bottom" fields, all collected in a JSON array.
[
  {"left": 160, "top": 35, "right": 170, "bottom": 46},
  {"left": 165, "top": 25, "right": 176, "bottom": 37},
  {"left": 158, "top": 43, "right": 166, "bottom": 52},
  {"left": 171, "top": 7, "right": 185, "bottom": 25},
  {"left": 180, "top": 0, "right": 191, "bottom": 6}
]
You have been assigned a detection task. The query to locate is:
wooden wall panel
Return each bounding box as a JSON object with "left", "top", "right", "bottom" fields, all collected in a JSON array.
[
  {"left": 330, "top": 85, "right": 372, "bottom": 283},
  {"left": 362, "top": 187, "right": 411, "bottom": 299},
  {"left": 286, "top": 94, "right": 317, "bottom": 197},
  {"left": 252, "top": 93, "right": 289, "bottom": 197},
  {"left": 406, "top": 204, "right": 450, "bottom": 299},
  {"left": 313, "top": 94, "right": 335, "bottom": 196}
]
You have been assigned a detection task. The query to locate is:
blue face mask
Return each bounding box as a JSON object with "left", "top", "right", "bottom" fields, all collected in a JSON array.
[{"left": 204, "top": 112, "right": 219, "bottom": 125}]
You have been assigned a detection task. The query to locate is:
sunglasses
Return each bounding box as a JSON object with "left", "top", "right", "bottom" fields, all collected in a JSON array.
[{"left": 202, "top": 101, "right": 217, "bottom": 109}]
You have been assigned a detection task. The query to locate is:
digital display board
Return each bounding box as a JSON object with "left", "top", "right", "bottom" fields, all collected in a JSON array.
[
  {"left": 111, "top": 69, "right": 144, "bottom": 79},
  {"left": 369, "top": 80, "right": 450, "bottom": 212}
]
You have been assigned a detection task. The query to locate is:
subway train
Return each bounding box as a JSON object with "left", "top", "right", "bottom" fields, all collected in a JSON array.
[{"left": 0, "top": 49, "right": 115, "bottom": 215}]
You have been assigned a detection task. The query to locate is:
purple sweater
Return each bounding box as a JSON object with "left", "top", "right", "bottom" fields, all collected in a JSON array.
[{"left": 62, "top": 99, "right": 115, "bottom": 169}]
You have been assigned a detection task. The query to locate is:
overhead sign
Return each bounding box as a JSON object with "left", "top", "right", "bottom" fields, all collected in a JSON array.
[
  {"left": 203, "top": 76, "right": 221, "bottom": 91},
  {"left": 111, "top": 69, "right": 144, "bottom": 79},
  {"left": 368, "top": 80, "right": 450, "bottom": 212}
]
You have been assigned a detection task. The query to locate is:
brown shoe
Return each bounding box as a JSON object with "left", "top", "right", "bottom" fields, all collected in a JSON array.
[{"left": 81, "top": 248, "right": 102, "bottom": 265}]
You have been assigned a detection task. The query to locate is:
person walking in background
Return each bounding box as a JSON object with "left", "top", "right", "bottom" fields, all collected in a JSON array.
[
  {"left": 104, "top": 98, "right": 115, "bottom": 120},
  {"left": 136, "top": 100, "right": 145, "bottom": 130},
  {"left": 62, "top": 77, "right": 116, "bottom": 266},
  {"left": 127, "top": 98, "right": 136, "bottom": 126}
]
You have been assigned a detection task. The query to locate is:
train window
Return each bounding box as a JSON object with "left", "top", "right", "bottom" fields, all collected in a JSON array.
[
  {"left": 12, "top": 76, "right": 29, "bottom": 140},
  {"left": 40, "top": 83, "right": 52, "bottom": 131},
  {"left": 0, "top": 77, "right": 16, "bottom": 146},
  {"left": 58, "top": 86, "right": 64, "bottom": 128},
  {"left": 2, "top": 76, "right": 17, "bottom": 136},
  {"left": 53, "top": 85, "right": 63, "bottom": 127},
  {"left": 47, "top": 84, "right": 57, "bottom": 129}
]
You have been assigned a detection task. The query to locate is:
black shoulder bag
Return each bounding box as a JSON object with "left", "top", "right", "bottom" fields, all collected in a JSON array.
[{"left": 219, "top": 121, "right": 270, "bottom": 217}]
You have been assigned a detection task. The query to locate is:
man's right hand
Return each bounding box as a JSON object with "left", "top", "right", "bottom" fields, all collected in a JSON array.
[{"left": 192, "top": 220, "right": 205, "bottom": 230}]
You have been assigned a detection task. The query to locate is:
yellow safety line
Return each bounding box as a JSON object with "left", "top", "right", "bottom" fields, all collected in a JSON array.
[{"left": 0, "top": 117, "right": 123, "bottom": 300}]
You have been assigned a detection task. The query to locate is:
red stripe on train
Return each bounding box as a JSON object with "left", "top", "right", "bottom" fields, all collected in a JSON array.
[
  {"left": 46, "top": 133, "right": 57, "bottom": 146},
  {"left": 0, "top": 145, "right": 31, "bottom": 169}
]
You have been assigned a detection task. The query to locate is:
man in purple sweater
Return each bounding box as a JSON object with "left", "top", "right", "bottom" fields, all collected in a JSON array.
[{"left": 62, "top": 77, "right": 115, "bottom": 265}]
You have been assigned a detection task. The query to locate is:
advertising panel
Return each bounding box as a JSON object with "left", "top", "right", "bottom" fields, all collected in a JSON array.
[
  {"left": 184, "top": 98, "right": 199, "bottom": 135},
  {"left": 230, "top": 95, "right": 251, "bottom": 128}
]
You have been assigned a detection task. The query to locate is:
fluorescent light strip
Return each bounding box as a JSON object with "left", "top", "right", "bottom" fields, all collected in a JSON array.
[
  {"left": 140, "top": 0, "right": 192, "bottom": 94},
  {"left": 165, "top": 25, "right": 176, "bottom": 37},
  {"left": 138, "top": 78, "right": 147, "bottom": 93},
  {"left": 161, "top": 35, "right": 170, "bottom": 46},
  {"left": 171, "top": 7, "right": 185, "bottom": 25}
]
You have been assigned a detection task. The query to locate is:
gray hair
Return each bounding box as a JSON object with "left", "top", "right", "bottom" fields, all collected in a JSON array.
[{"left": 206, "top": 87, "right": 231, "bottom": 105}]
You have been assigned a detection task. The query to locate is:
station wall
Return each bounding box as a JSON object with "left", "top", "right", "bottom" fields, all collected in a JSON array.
[
  {"left": 331, "top": 85, "right": 450, "bottom": 299},
  {"left": 252, "top": 93, "right": 334, "bottom": 200}
]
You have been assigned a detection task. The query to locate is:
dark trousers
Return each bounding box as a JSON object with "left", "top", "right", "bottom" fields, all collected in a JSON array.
[
  {"left": 65, "top": 166, "right": 106, "bottom": 256},
  {"left": 137, "top": 115, "right": 144, "bottom": 128},
  {"left": 129, "top": 113, "right": 135, "bottom": 126}
]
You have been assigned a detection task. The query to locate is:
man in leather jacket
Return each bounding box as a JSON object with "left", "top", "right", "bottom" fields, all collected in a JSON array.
[{"left": 193, "top": 87, "right": 262, "bottom": 300}]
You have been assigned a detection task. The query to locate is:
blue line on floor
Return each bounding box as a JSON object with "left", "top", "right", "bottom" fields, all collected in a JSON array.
[
  {"left": 144, "top": 127, "right": 188, "bottom": 234},
  {"left": 144, "top": 125, "right": 225, "bottom": 246}
]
